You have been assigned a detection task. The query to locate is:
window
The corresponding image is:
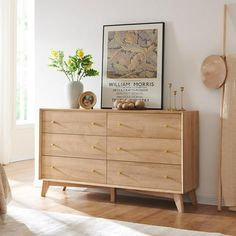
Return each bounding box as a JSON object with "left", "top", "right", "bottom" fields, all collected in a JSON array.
[{"left": 16, "top": 0, "right": 34, "bottom": 124}]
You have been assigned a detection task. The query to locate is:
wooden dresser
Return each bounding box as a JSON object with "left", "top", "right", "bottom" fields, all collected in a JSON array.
[{"left": 39, "top": 109, "right": 199, "bottom": 212}]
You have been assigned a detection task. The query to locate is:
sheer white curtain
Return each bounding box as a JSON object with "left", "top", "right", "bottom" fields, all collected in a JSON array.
[{"left": 0, "top": 0, "right": 17, "bottom": 164}]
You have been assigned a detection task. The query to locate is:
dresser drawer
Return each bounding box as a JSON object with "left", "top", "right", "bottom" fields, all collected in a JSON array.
[
  {"left": 42, "top": 110, "right": 106, "bottom": 135},
  {"left": 107, "top": 161, "right": 181, "bottom": 191},
  {"left": 42, "top": 134, "right": 106, "bottom": 159},
  {"left": 107, "top": 113, "right": 181, "bottom": 139},
  {"left": 107, "top": 137, "right": 181, "bottom": 164},
  {"left": 41, "top": 156, "right": 106, "bottom": 184}
]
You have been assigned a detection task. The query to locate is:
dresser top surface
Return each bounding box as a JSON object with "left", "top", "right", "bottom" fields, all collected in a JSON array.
[{"left": 40, "top": 108, "right": 198, "bottom": 115}]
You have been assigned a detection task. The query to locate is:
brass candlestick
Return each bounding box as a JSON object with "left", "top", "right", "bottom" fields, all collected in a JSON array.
[
  {"left": 180, "top": 87, "right": 185, "bottom": 111},
  {"left": 168, "top": 83, "right": 172, "bottom": 110},
  {"left": 173, "top": 90, "right": 177, "bottom": 111}
]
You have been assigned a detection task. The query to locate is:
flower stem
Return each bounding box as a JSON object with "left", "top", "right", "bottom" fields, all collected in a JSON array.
[
  {"left": 79, "top": 72, "right": 85, "bottom": 81},
  {"left": 62, "top": 69, "right": 71, "bottom": 81}
]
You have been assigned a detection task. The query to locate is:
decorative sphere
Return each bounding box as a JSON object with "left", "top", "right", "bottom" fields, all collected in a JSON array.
[
  {"left": 122, "top": 103, "right": 129, "bottom": 110},
  {"left": 128, "top": 103, "right": 135, "bottom": 109},
  {"left": 113, "top": 100, "right": 120, "bottom": 108},
  {"left": 135, "top": 100, "right": 145, "bottom": 109},
  {"left": 117, "top": 103, "right": 123, "bottom": 110}
]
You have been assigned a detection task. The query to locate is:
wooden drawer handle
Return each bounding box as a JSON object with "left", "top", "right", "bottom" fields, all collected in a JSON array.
[
  {"left": 164, "top": 124, "right": 169, "bottom": 128},
  {"left": 50, "top": 166, "right": 55, "bottom": 169},
  {"left": 118, "top": 122, "right": 123, "bottom": 126},
  {"left": 50, "top": 120, "right": 56, "bottom": 124},
  {"left": 91, "top": 122, "right": 96, "bottom": 126},
  {"left": 118, "top": 171, "right": 123, "bottom": 175},
  {"left": 117, "top": 147, "right": 122, "bottom": 151},
  {"left": 91, "top": 145, "right": 96, "bottom": 149},
  {"left": 163, "top": 175, "right": 170, "bottom": 179},
  {"left": 50, "top": 143, "right": 55, "bottom": 147},
  {"left": 164, "top": 150, "right": 169, "bottom": 153}
]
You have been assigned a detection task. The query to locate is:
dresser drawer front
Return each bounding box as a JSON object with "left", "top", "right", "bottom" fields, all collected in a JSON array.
[
  {"left": 42, "top": 111, "right": 106, "bottom": 135},
  {"left": 107, "top": 137, "right": 181, "bottom": 164},
  {"left": 107, "top": 161, "right": 181, "bottom": 191},
  {"left": 107, "top": 113, "right": 181, "bottom": 139},
  {"left": 42, "top": 134, "right": 106, "bottom": 159},
  {"left": 41, "top": 156, "right": 106, "bottom": 184}
]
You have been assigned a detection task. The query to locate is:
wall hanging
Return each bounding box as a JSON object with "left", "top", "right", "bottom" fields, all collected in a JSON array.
[{"left": 101, "top": 22, "right": 165, "bottom": 109}]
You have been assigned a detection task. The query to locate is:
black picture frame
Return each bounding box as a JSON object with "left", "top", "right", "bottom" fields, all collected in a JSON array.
[{"left": 101, "top": 22, "right": 165, "bottom": 109}]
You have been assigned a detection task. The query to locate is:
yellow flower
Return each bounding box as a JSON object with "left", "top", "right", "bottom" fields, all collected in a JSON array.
[
  {"left": 67, "top": 59, "right": 72, "bottom": 65},
  {"left": 50, "top": 49, "right": 59, "bottom": 59},
  {"left": 76, "top": 49, "right": 84, "bottom": 58}
]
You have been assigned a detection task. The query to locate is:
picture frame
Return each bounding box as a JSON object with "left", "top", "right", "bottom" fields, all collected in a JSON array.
[
  {"left": 101, "top": 22, "right": 165, "bottom": 109},
  {"left": 79, "top": 91, "right": 97, "bottom": 109}
]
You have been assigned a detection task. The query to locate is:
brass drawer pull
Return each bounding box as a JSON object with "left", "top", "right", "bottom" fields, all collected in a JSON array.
[{"left": 92, "top": 169, "right": 99, "bottom": 174}]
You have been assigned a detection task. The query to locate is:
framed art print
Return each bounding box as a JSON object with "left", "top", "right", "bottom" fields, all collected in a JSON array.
[{"left": 101, "top": 22, "right": 165, "bottom": 109}]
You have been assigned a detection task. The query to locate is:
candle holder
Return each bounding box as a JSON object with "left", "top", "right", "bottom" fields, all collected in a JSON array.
[
  {"left": 180, "top": 87, "right": 185, "bottom": 111},
  {"left": 173, "top": 90, "right": 177, "bottom": 111},
  {"left": 168, "top": 83, "right": 172, "bottom": 110}
]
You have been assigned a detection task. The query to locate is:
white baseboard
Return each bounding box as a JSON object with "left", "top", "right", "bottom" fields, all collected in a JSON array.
[
  {"left": 11, "top": 155, "right": 34, "bottom": 162},
  {"left": 196, "top": 194, "right": 217, "bottom": 205},
  {"left": 72, "top": 187, "right": 218, "bottom": 206},
  {"left": 117, "top": 190, "right": 217, "bottom": 206}
]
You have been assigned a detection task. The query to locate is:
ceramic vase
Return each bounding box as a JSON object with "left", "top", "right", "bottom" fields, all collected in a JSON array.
[{"left": 66, "top": 81, "right": 84, "bottom": 108}]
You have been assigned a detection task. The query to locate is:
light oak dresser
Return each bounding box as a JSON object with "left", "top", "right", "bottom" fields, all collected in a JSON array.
[{"left": 39, "top": 108, "right": 199, "bottom": 212}]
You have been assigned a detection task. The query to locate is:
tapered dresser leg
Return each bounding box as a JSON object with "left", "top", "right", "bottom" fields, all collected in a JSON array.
[
  {"left": 110, "top": 188, "right": 117, "bottom": 203},
  {"left": 41, "top": 181, "right": 50, "bottom": 197},
  {"left": 188, "top": 190, "right": 197, "bottom": 205},
  {"left": 174, "top": 194, "right": 184, "bottom": 213}
]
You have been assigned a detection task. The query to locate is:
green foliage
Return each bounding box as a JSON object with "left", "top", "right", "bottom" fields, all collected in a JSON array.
[{"left": 48, "top": 49, "right": 99, "bottom": 81}]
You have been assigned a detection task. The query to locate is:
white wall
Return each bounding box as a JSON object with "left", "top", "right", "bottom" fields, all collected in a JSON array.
[
  {"left": 35, "top": 0, "right": 236, "bottom": 205},
  {"left": 12, "top": 125, "right": 35, "bottom": 162}
]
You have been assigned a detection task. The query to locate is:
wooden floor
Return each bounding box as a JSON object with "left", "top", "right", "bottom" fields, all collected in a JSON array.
[{"left": 4, "top": 160, "right": 236, "bottom": 235}]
